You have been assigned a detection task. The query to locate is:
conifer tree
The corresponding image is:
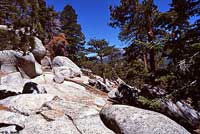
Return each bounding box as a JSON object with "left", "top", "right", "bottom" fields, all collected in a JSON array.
[
  {"left": 60, "top": 4, "right": 85, "bottom": 61},
  {"left": 110, "top": 0, "right": 161, "bottom": 73},
  {"left": 87, "top": 39, "right": 113, "bottom": 83},
  {"left": 0, "top": 0, "right": 57, "bottom": 51}
]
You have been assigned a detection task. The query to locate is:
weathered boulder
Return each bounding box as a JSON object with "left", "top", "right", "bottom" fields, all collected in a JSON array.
[
  {"left": 43, "top": 81, "right": 92, "bottom": 100},
  {"left": 16, "top": 52, "right": 43, "bottom": 78},
  {"left": 26, "top": 72, "right": 55, "bottom": 84},
  {"left": 52, "top": 56, "right": 82, "bottom": 78},
  {"left": 52, "top": 56, "right": 80, "bottom": 71},
  {"left": 100, "top": 105, "right": 190, "bottom": 134},
  {"left": 32, "top": 37, "right": 46, "bottom": 62},
  {"left": 0, "top": 94, "right": 54, "bottom": 115},
  {"left": 0, "top": 50, "right": 43, "bottom": 78},
  {"left": 74, "top": 114, "right": 114, "bottom": 134},
  {"left": 0, "top": 50, "right": 21, "bottom": 73},
  {"left": 20, "top": 115, "right": 80, "bottom": 134},
  {"left": 0, "top": 72, "right": 24, "bottom": 98},
  {"left": 0, "top": 72, "right": 24, "bottom": 89},
  {"left": 41, "top": 97, "right": 114, "bottom": 134},
  {"left": 53, "top": 66, "right": 81, "bottom": 78},
  {"left": 0, "top": 110, "right": 26, "bottom": 133}
]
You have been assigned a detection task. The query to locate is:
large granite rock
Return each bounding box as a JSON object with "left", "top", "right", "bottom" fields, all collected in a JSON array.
[
  {"left": 0, "top": 94, "right": 54, "bottom": 115},
  {"left": 52, "top": 56, "right": 80, "bottom": 71},
  {"left": 0, "top": 88, "right": 113, "bottom": 134},
  {"left": 0, "top": 110, "right": 26, "bottom": 133},
  {"left": 0, "top": 50, "right": 43, "bottom": 78},
  {"left": 32, "top": 37, "right": 46, "bottom": 62},
  {"left": 0, "top": 72, "right": 24, "bottom": 89},
  {"left": 0, "top": 50, "right": 21, "bottom": 73},
  {"left": 100, "top": 105, "right": 190, "bottom": 134},
  {"left": 0, "top": 72, "right": 23, "bottom": 99},
  {"left": 52, "top": 56, "right": 82, "bottom": 78},
  {"left": 41, "top": 97, "right": 114, "bottom": 134},
  {"left": 20, "top": 115, "right": 80, "bottom": 134},
  {"left": 16, "top": 52, "right": 43, "bottom": 78}
]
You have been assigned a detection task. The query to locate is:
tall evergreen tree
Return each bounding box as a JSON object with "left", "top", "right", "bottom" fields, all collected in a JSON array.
[
  {"left": 87, "top": 39, "right": 113, "bottom": 83},
  {"left": 157, "top": 0, "right": 200, "bottom": 107},
  {"left": 0, "top": 0, "right": 34, "bottom": 52},
  {"left": 0, "top": 0, "right": 57, "bottom": 51},
  {"left": 110, "top": 0, "right": 161, "bottom": 73},
  {"left": 60, "top": 5, "right": 85, "bottom": 61}
]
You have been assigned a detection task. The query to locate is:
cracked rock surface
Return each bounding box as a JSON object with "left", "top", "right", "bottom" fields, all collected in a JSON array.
[
  {"left": 0, "top": 55, "right": 191, "bottom": 134},
  {"left": 0, "top": 70, "right": 114, "bottom": 134}
]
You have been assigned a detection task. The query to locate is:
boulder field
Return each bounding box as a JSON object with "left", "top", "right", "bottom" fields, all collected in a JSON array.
[{"left": 0, "top": 38, "right": 192, "bottom": 133}]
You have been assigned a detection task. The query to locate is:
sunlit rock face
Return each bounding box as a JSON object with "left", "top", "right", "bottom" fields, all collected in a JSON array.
[
  {"left": 0, "top": 53, "right": 194, "bottom": 134},
  {"left": 100, "top": 105, "right": 190, "bottom": 134}
]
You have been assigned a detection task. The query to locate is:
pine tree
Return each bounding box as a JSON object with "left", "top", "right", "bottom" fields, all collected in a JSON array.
[
  {"left": 60, "top": 4, "right": 85, "bottom": 61},
  {"left": 0, "top": 0, "right": 33, "bottom": 52},
  {"left": 87, "top": 39, "right": 113, "bottom": 83},
  {"left": 0, "top": 0, "right": 58, "bottom": 51},
  {"left": 156, "top": 0, "right": 200, "bottom": 110},
  {"left": 110, "top": 0, "right": 161, "bottom": 73}
]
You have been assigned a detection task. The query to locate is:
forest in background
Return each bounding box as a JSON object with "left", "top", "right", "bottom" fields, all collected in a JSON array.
[{"left": 0, "top": 0, "right": 199, "bottom": 130}]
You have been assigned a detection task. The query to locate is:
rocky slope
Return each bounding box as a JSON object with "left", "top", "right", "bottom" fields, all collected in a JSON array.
[{"left": 0, "top": 37, "right": 192, "bottom": 134}]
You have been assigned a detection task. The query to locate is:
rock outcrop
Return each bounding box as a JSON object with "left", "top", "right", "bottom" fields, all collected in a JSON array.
[
  {"left": 0, "top": 50, "right": 21, "bottom": 73},
  {"left": 108, "top": 81, "right": 200, "bottom": 132},
  {"left": 52, "top": 56, "right": 81, "bottom": 73},
  {"left": 0, "top": 72, "right": 23, "bottom": 99},
  {"left": 16, "top": 52, "right": 43, "bottom": 78},
  {"left": 32, "top": 37, "right": 46, "bottom": 63},
  {"left": 100, "top": 105, "right": 190, "bottom": 134},
  {"left": 52, "top": 56, "right": 82, "bottom": 79},
  {"left": 0, "top": 50, "right": 42, "bottom": 78},
  {"left": 0, "top": 53, "right": 195, "bottom": 133},
  {"left": 0, "top": 55, "right": 116, "bottom": 133}
]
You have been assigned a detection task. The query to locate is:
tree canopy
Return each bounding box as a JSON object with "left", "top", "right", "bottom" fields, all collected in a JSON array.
[{"left": 60, "top": 4, "right": 85, "bottom": 61}]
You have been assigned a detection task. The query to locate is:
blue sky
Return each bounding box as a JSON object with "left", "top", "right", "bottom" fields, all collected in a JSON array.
[{"left": 46, "top": 0, "right": 171, "bottom": 48}]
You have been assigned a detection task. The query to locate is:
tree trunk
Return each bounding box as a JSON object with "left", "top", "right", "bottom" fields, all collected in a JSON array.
[
  {"left": 143, "top": 49, "right": 148, "bottom": 72},
  {"left": 146, "top": 13, "right": 156, "bottom": 73}
]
